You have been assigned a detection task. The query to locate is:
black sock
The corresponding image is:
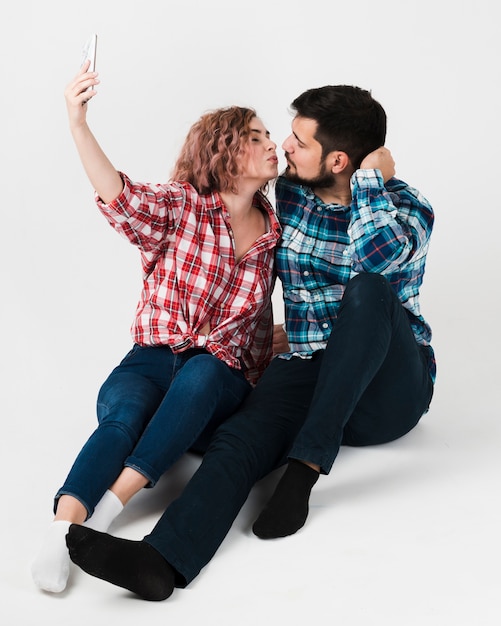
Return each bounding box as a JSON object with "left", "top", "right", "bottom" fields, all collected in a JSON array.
[
  {"left": 252, "top": 459, "right": 319, "bottom": 539},
  {"left": 66, "top": 524, "right": 175, "bottom": 601}
]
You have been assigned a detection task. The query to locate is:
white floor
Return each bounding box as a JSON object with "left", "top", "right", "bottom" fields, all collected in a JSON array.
[{"left": 4, "top": 311, "right": 501, "bottom": 625}]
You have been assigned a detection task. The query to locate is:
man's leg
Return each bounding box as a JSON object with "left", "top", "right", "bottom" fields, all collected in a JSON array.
[
  {"left": 253, "top": 273, "right": 434, "bottom": 538},
  {"left": 66, "top": 356, "right": 320, "bottom": 599}
]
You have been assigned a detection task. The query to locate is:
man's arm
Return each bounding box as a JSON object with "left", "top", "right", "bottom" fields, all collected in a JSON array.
[{"left": 348, "top": 147, "right": 432, "bottom": 274}]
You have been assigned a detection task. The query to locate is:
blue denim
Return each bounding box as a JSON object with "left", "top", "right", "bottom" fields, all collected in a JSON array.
[
  {"left": 55, "top": 345, "right": 251, "bottom": 517},
  {"left": 289, "top": 272, "right": 434, "bottom": 472},
  {"left": 143, "top": 274, "right": 434, "bottom": 586}
]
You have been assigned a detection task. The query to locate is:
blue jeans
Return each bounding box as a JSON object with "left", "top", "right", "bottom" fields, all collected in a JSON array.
[
  {"left": 55, "top": 345, "right": 251, "bottom": 517},
  {"left": 143, "top": 274, "right": 434, "bottom": 586}
]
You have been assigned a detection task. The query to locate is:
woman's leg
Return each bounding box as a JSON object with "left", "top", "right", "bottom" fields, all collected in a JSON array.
[
  {"left": 34, "top": 349, "right": 249, "bottom": 594},
  {"left": 31, "top": 491, "right": 124, "bottom": 593},
  {"left": 122, "top": 353, "right": 251, "bottom": 487},
  {"left": 32, "top": 345, "right": 169, "bottom": 593},
  {"left": 55, "top": 371, "right": 164, "bottom": 516},
  {"left": 57, "top": 355, "right": 250, "bottom": 598}
]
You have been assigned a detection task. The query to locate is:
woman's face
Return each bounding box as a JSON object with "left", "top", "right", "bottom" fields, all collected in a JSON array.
[{"left": 238, "top": 117, "right": 278, "bottom": 186}]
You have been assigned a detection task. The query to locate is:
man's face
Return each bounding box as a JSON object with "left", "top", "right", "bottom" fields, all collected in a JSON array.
[{"left": 281, "top": 116, "right": 336, "bottom": 188}]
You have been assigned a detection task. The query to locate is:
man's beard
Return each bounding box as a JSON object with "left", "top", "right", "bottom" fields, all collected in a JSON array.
[{"left": 283, "top": 157, "right": 336, "bottom": 189}]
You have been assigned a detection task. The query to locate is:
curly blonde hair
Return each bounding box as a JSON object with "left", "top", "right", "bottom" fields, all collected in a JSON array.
[{"left": 171, "top": 106, "right": 257, "bottom": 194}]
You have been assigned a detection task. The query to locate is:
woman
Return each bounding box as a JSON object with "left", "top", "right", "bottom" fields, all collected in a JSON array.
[{"left": 32, "top": 61, "right": 280, "bottom": 594}]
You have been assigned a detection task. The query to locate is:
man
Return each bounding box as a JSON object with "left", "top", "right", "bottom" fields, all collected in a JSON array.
[{"left": 66, "top": 85, "right": 435, "bottom": 601}]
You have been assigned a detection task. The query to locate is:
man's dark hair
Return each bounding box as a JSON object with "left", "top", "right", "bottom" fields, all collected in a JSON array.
[{"left": 290, "top": 85, "right": 387, "bottom": 169}]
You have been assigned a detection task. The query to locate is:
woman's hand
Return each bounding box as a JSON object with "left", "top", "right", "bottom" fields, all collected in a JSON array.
[
  {"left": 273, "top": 324, "right": 290, "bottom": 355},
  {"left": 64, "top": 60, "right": 99, "bottom": 130}
]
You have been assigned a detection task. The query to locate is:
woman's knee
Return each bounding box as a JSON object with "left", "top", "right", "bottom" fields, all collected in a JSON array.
[
  {"left": 97, "top": 372, "right": 162, "bottom": 428},
  {"left": 180, "top": 354, "right": 249, "bottom": 397},
  {"left": 182, "top": 353, "right": 225, "bottom": 378}
]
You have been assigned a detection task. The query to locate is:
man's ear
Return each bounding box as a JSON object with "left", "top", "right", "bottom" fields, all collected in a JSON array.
[{"left": 326, "top": 150, "right": 351, "bottom": 173}]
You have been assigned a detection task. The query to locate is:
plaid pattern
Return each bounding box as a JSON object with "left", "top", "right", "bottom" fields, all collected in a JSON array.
[
  {"left": 276, "top": 170, "right": 436, "bottom": 381},
  {"left": 96, "top": 174, "right": 281, "bottom": 384}
]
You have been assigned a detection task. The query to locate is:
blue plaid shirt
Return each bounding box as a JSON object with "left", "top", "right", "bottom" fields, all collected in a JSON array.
[{"left": 276, "top": 169, "right": 436, "bottom": 382}]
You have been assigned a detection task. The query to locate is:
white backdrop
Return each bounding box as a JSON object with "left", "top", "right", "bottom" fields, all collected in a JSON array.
[{"left": 1, "top": 1, "right": 500, "bottom": 624}]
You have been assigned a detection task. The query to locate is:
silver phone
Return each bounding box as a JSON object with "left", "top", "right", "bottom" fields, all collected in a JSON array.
[{"left": 81, "top": 34, "right": 98, "bottom": 72}]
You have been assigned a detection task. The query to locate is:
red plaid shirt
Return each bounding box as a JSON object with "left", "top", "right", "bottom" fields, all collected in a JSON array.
[{"left": 96, "top": 174, "right": 281, "bottom": 384}]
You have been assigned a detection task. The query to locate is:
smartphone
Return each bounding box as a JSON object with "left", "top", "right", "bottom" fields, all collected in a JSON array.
[{"left": 81, "top": 33, "right": 98, "bottom": 72}]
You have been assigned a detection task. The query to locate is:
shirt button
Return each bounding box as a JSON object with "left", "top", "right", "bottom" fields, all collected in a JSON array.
[
  {"left": 322, "top": 323, "right": 329, "bottom": 329},
  {"left": 303, "top": 270, "right": 309, "bottom": 276}
]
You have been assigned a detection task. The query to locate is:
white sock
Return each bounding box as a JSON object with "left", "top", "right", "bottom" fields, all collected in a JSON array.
[
  {"left": 83, "top": 490, "right": 124, "bottom": 532},
  {"left": 31, "top": 520, "right": 71, "bottom": 593}
]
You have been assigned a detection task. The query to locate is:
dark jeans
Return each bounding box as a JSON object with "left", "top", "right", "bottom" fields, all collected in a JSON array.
[
  {"left": 144, "top": 274, "right": 434, "bottom": 585},
  {"left": 55, "top": 345, "right": 251, "bottom": 517}
]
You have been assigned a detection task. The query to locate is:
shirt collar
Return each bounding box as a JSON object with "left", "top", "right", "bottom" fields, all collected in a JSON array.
[
  {"left": 202, "top": 190, "right": 281, "bottom": 237},
  {"left": 303, "top": 185, "right": 349, "bottom": 213}
]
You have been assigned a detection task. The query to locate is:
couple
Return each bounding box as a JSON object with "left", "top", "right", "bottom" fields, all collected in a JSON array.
[{"left": 32, "top": 62, "right": 435, "bottom": 601}]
